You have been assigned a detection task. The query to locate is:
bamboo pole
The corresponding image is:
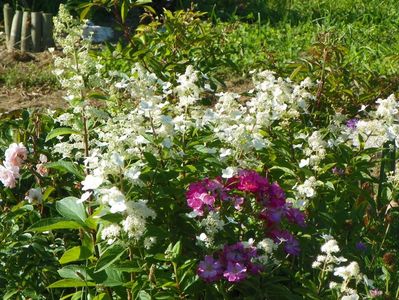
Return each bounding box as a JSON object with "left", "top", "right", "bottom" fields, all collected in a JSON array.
[
  {"left": 3, "top": 4, "right": 14, "bottom": 50},
  {"left": 21, "top": 11, "right": 32, "bottom": 52},
  {"left": 31, "top": 11, "right": 43, "bottom": 52},
  {"left": 42, "top": 12, "right": 54, "bottom": 49},
  {"left": 9, "top": 10, "right": 23, "bottom": 51}
]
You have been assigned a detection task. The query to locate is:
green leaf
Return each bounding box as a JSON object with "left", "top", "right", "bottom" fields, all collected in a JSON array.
[
  {"left": 58, "top": 265, "right": 92, "bottom": 281},
  {"left": 143, "top": 152, "right": 158, "bottom": 167},
  {"left": 43, "top": 186, "right": 56, "bottom": 201},
  {"left": 3, "top": 290, "right": 19, "bottom": 300},
  {"left": 269, "top": 166, "right": 297, "bottom": 178},
  {"left": 46, "top": 160, "right": 84, "bottom": 179},
  {"left": 135, "top": 0, "right": 152, "bottom": 4},
  {"left": 45, "top": 127, "right": 81, "bottom": 142},
  {"left": 48, "top": 279, "right": 96, "bottom": 288},
  {"left": 59, "top": 246, "right": 92, "bottom": 264},
  {"left": 56, "top": 197, "right": 87, "bottom": 226},
  {"left": 121, "top": 0, "right": 128, "bottom": 23},
  {"left": 95, "top": 244, "right": 127, "bottom": 273},
  {"left": 28, "top": 218, "right": 82, "bottom": 232},
  {"left": 138, "top": 291, "right": 151, "bottom": 300},
  {"left": 171, "top": 241, "right": 181, "bottom": 258},
  {"left": 79, "top": 4, "right": 93, "bottom": 20}
]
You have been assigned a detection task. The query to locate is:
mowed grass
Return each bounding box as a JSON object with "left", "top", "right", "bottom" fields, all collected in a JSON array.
[{"left": 200, "top": 0, "right": 399, "bottom": 111}]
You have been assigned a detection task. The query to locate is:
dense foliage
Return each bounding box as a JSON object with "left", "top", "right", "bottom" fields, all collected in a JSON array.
[{"left": 0, "top": 1, "right": 399, "bottom": 299}]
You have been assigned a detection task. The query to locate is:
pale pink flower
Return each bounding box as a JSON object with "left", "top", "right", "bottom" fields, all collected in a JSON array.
[
  {"left": 36, "top": 163, "right": 48, "bottom": 176},
  {"left": 4, "top": 143, "right": 27, "bottom": 167},
  {"left": 0, "top": 164, "right": 18, "bottom": 188}
]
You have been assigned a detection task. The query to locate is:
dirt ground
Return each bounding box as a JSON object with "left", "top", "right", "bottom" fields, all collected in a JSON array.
[{"left": 0, "top": 42, "right": 67, "bottom": 112}]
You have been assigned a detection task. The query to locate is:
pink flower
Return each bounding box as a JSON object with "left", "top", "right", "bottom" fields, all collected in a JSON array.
[
  {"left": 187, "top": 192, "right": 205, "bottom": 215},
  {"left": 198, "top": 256, "right": 223, "bottom": 282},
  {"left": 236, "top": 170, "right": 269, "bottom": 193},
  {"left": 36, "top": 163, "right": 48, "bottom": 177},
  {"left": 4, "top": 143, "right": 27, "bottom": 168},
  {"left": 0, "top": 164, "right": 18, "bottom": 188},
  {"left": 370, "top": 289, "right": 383, "bottom": 298},
  {"left": 223, "top": 262, "right": 247, "bottom": 282}
]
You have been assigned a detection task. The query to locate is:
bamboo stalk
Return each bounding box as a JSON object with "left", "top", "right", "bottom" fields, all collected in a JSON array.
[
  {"left": 42, "top": 12, "right": 54, "bottom": 49},
  {"left": 3, "top": 4, "right": 14, "bottom": 50},
  {"left": 31, "top": 11, "right": 43, "bottom": 52},
  {"left": 9, "top": 10, "right": 23, "bottom": 51},
  {"left": 21, "top": 11, "right": 32, "bottom": 52}
]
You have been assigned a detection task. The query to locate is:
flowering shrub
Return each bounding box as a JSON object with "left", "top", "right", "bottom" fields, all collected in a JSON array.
[
  {"left": 0, "top": 5, "right": 398, "bottom": 299},
  {"left": 187, "top": 171, "right": 305, "bottom": 284}
]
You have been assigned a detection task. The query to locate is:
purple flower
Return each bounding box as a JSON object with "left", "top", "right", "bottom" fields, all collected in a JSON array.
[
  {"left": 346, "top": 118, "right": 358, "bottom": 130},
  {"left": 267, "top": 182, "right": 286, "bottom": 207},
  {"left": 355, "top": 241, "right": 367, "bottom": 252},
  {"left": 223, "top": 262, "right": 247, "bottom": 282},
  {"left": 260, "top": 207, "right": 286, "bottom": 225},
  {"left": 332, "top": 166, "right": 345, "bottom": 176},
  {"left": 198, "top": 256, "right": 223, "bottom": 282},
  {"left": 222, "top": 242, "right": 247, "bottom": 263},
  {"left": 286, "top": 207, "right": 306, "bottom": 227},
  {"left": 270, "top": 229, "right": 300, "bottom": 256}
]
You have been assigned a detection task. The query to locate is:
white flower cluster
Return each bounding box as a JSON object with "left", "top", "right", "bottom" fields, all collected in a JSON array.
[
  {"left": 122, "top": 200, "right": 156, "bottom": 241},
  {"left": 52, "top": 5, "right": 105, "bottom": 101},
  {"left": 299, "top": 130, "right": 327, "bottom": 170},
  {"left": 334, "top": 94, "right": 399, "bottom": 149},
  {"left": 294, "top": 176, "right": 323, "bottom": 207},
  {"left": 198, "top": 211, "right": 225, "bottom": 248},
  {"left": 312, "top": 237, "right": 362, "bottom": 299},
  {"left": 256, "top": 238, "right": 278, "bottom": 265},
  {"left": 101, "top": 224, "right": 121, "bottom": 245}
]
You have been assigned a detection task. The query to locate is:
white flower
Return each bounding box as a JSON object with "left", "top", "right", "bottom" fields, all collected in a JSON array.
[
  {"left": 333, "top": 262, "right": 360, "bottom": 280},
  {"left": 100, "top": 187, "right": 126, "bottom": 213},
  {"left": 78, "top": 191, "right": 92, "bottom": 204},
  {"left": 124, "top": 166, "right": 141, "bottom": 181},
  {"left": 321, "top": 239, "right": 340, "bottom": 254},
  {"left": 222, "top": 167, "right": 236, "bottom": 179},
  {"left": 197, "top": 232, "right": 208, "bottom": 242},
  {"left": 144, "top": 237, "right": 156, "bottom": 249},
  {"left": 111, "top": 152, "right": 124, "bottom": 167},
  {"left": 81, "top": 174, "right": 103, "bottom": 191},
  {"left": 219, "top": 148, "right": 232, "bottom": 158},
  {"left": 299, "top": 158, "right": 309, "bottom": 168},
  {"left": 257, "top": 238, "right": 278, "bottom": 255},
  {"left": 101, "top": 224, "right": 121, "bottom": 244},
  {"left": 39, "top": 154, "right": 48, "bottom": 163},
  {"left": 25, "top": 188, "right": 43, "bottom": 203},
  {"left": 341, "top": 293, "right": 359, "bottom": 300}
]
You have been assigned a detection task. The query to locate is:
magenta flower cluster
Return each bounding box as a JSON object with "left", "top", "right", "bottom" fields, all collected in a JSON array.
[
  {"left": 197, "top": 242, "right": 261, "bottom": 283},
  {"left": 187, "top": 170, "right": 306, "bottom": 283}
]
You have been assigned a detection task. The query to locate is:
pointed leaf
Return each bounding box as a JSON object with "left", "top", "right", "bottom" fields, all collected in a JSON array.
[
  {"left": 46, "top": 127, "right": 81, "bottom": 142},
  {"left": 28, "top": 218, "right": 82, "bottom": 232},
  {"left": 56, "top": 197, "right": 87, "bottom": 226},
  {"left": 59, "top": 246, "right": 92, "bottom": 264},
  {"left": 48, "top": 279, "right": 96, "bottom": 288},
  {"left": 95, "top": 244, "right": 127, "bottom": 273}
]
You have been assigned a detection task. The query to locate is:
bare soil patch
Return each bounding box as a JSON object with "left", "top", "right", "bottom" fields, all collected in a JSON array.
[{"left": 0, "top": 42, "right": 67, "bottom": 112}]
